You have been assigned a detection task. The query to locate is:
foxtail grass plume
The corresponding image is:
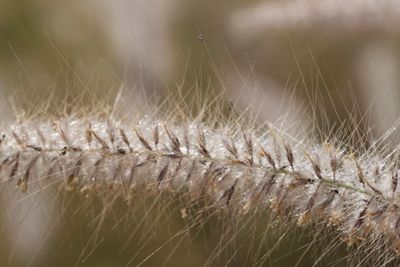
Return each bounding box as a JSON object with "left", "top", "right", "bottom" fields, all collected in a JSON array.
[{"left": 1, "top": 89, "right": 400, "bottom": 266}]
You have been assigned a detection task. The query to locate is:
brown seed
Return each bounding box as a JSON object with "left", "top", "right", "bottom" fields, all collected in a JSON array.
[
  {"left": 222, "top": 178, "right": 238, "bottom": 206},
  {"left": 329, "top": 150, "right": 343, "bottom": 181},
  {"left": 305, "top": 182, "right": 322, "bottom": 212},
  {"left": 91, "top": 129, "right": 110, "bottom": 150},
  {"left": 11, "top": 131, "right": 25, "bottom": 147},
  {"left": 18, "top": 154, "right": 40, "bottom": 193},
  {"left": 128, "top": 156, "right": 138, "bottom": 185},
  {"left": 392, "top": 171, "right": 398, "bottom": 197},
  {"left": 86, "top": 123, "right": 93, "bottom": 146},
  {"left": 164, "top": 125, "right": 181, "bottom": 154},
  {"left": 156, "top": 163, "right": 169, "bottom": 188},
  {"left": 134, "top": 128, "right": 153, "bottom": 151},
  {"left": 119, "top": 128, "right": 131, "bottom": 151},
  {"left": 259, "top": 146, "right": 276, "bottom": 170},
  {"left": 9, "top": 152, "right": 20, "bottom": 179},
  {"left": 57, "top": 123, "right": 71, "bottom": 147},
  {"left": 26, "top": 145, "right": 42, "bottom": 152},
  {"left": 67, "top": 154, "right": 84, "bottom": 186},
  {"left": 90, "top": 157, "right": 105, "bottom": 182},
  {"left": 284, "top": 142, "right": 294, "bottom": 171},
  {"left": 318, "top": 189, "right": 338, "bottom": 211},
  {"left": 197, "top": 128, "right": 210, "bottom": 157},
  {"left": 306, "top": 152, "right": 322, "bottom": 179},
  {"left": 354, "top": 199, "right": 371, "bottom": 229},
  {"left": 222, "top": 138, "right": 238, "bottom": 160},
  {"left": 35, "top": 126, "right": 46, "bottom": 145},
  {"left": 153, "top": 125, "right": 159, "bottom": 148},
  {"left": 106, "top": 119, "right": 116, "bottom": 144},
  {"left": 172, "top": 157, "right": 183, "bottom": 177},
  {"left": 243, "top": 132, "right": 254, "bottom": 166},
  {"left": 186, "top": 160, "right": 196, "bottom": 182},
  {"left": 354, "top": 159, "right": 382, "bottom": 196}
]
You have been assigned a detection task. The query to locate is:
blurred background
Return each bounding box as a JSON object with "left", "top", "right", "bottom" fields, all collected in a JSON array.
[{"left": 1, "top": 0, "right": 400, "bottom": 266}]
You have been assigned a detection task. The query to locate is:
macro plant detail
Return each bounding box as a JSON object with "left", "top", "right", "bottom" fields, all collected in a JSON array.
[
  {"left": 2, "top": 1, "right": 400, "bottom": 266},
  {"left": 1, "top": 112, "right": 400, "bottom": 265}
]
